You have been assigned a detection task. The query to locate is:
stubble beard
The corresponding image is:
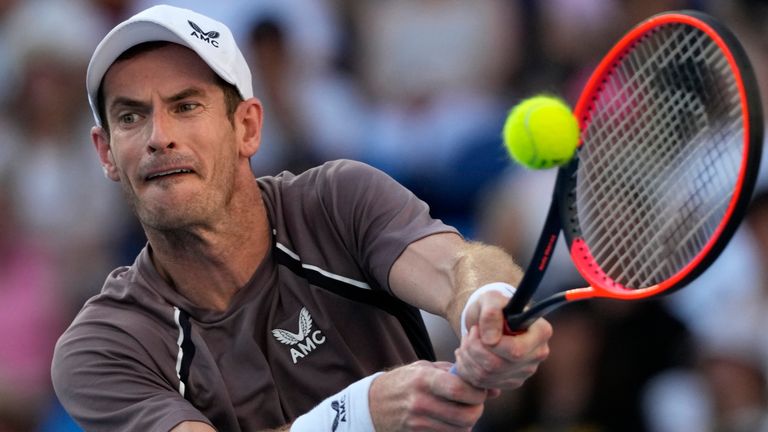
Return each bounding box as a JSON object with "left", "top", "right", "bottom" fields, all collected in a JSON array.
[{"left": 122, "top": 162, "right": 237, "bottom": 234}]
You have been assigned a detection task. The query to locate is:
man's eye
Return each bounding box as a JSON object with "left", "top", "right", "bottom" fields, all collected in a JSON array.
[
  {"left": 118, "top": 113, "right": 140, "bottom": 124},
  {"left": 179, "top": 103, "right": 199, "bottom": 112}
]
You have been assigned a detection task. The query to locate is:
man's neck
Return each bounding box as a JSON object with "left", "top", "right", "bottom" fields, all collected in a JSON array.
[{"left": 146, "top": 187, "right": 271, "bottom": 312}]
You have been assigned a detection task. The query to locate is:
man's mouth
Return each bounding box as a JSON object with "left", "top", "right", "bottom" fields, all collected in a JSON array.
[{"left": 145, "top": 168, "right": 194, "bottom": 181}]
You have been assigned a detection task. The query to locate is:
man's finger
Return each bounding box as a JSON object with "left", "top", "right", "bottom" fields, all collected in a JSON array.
[
  {"left": 476, "top": 293, "right": 509, "bottom": 345},
  {"left": 487, "top": 317, "right": 552, "bottom": 362},
  {"left": 430, "top": 369, "right": 487, "bottom": 405}
]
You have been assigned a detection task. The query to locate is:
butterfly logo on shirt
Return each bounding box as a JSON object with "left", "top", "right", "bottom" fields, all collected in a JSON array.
[{"left": 272, "top": 307, "right": 327, "bottom": 364}]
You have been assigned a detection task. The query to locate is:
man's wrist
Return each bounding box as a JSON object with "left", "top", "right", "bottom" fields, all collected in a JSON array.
[
  {"left": 460, "top": 282, "right": 516, "bottom": 338},
  {"left": 291, "top": 372, "right": 383, "bottom": 432}
]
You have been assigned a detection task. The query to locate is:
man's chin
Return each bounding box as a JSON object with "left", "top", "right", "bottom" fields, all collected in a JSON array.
[{"left": 137, "top": 206, "right": 205, "bottom": 231}]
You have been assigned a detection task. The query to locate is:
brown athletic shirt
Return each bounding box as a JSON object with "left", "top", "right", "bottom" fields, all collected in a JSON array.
[{"left": 52, "top": 160, "right": 457, "bottom": 432}]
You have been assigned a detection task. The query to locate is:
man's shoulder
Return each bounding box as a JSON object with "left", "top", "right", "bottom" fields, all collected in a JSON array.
[
  {"left": 51, "top": 268, "right": 184, "bottom": 428},
  {"left": 258, "top": 159, "right": 395, "bottom": 213},
  {"left": 61, "top": 286, "right": 173, "bottom": 344},
  {"left": 53, "top": 277, "right": 179, "bottom": 388},
  {"left": 314, "top": 159, "right": 383, "bottom": 176},
  {"left": 59, "top": 258, "right": 176, "bottom": 348},
  {"left": 260, "top": 159, "right": 385, "bottom": 187}
]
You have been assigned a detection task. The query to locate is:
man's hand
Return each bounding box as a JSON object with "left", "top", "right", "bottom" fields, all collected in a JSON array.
[
  {"left": 453, "top": 290, "right": 552, "bottom": 389},
  {"left": 368, "top": 361, "right": 499, "bottom": 432}
]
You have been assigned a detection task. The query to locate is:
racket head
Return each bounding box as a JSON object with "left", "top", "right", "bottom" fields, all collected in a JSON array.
[{"left": 557, "top": 10, "right": 763, "bottom": 302}]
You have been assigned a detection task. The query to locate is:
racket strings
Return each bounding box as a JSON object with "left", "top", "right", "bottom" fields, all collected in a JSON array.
[
  {"left": 582, "top": 28, "right": 716, "bottom": 188},
  {"left": 578, "top": 28, "right": 709, "bottom": 203},
  {"left": 579, "top": 36, "right": 715, "bottom": 244},
  {"left": 592, "top": 73, "right": 739, "bottom": 285},
  {"left": 576, "top": 24, "right": 744, "bottom": 288},
  {"left": 592, "top": 53, "right": 740, "bottom": 284},
  {"left": 590, "top": 103, "right": 738, "bottom": 281}
]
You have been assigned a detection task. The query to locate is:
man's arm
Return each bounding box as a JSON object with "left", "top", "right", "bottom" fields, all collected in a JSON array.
[
  {"left": 388, "top": 232, "right": 552, "bottom": 389},
  {"left": 388, "top": 232, "right": 522, "bottom": 335}
]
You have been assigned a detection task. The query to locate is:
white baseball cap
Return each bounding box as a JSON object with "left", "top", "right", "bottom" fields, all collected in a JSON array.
[{"left": 86, "top": 4, "right": 253, "bottom": 126}]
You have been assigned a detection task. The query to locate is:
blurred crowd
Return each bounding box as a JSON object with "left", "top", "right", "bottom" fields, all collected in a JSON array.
[{"left": 1, "top": 0, "right": 768, "bottom": 430}]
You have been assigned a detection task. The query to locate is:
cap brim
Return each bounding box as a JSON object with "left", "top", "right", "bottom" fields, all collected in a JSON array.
[{"left": 87, "top": 21, "right": 194, "bottom": 126}]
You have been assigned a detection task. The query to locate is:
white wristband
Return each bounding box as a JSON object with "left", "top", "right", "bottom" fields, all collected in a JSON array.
[
  {"left": 460, "top": 282, "right": 516, "bottom": 338},
  {"left": 291, "top": 372, "right": 383, "bottom": 432}
]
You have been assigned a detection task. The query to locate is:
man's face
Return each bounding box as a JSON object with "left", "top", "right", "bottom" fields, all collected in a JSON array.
[{"left": 96, "top": 44, "right": 242, "bottom": 230}]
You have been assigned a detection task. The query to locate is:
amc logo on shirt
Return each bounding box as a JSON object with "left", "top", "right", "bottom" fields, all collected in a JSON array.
[{"left": 272, "top": 307, "right": 327, "bottom": 364}]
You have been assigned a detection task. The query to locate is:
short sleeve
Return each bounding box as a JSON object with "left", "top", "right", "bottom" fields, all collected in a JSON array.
[
  {"left": 314, "top": 160, "right": 459, "bottom": 292},
  {"left": 51, "top": 306, "right": 212, "bottom": 432}
]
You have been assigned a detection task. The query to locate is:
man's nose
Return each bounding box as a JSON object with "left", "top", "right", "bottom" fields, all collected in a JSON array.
[{"left": 147, "top": 110, "right": 176, "bottom": 153}]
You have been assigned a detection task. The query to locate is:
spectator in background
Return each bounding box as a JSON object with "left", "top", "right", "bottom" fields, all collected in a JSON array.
[
  {"left": 352, "top": 0, "right": 523, "bottom": 231},
  {"left": 698, "top": 350, "right": 768, "bottom": 432},
  {"left": 644, "top": 190, "right": 768, "bottom": 432},
  {"left": 0, "top": 0, "right": 20, "bottom": 105},
  {"left": 0, "top": 176, "right": 64, "bottom": 431},
  {"left": 245, "top": 17, "right": 317, "bottom": 175},
  {"left": 1, "top": 0, "right": 133, "bottom": 306},
  {"left": 527, "top": 0, "right": 693, "bottom": 100},
  {"left": 243, "top": 15, "right": 368, "bottom": 176},
  {"left": 240, "top": 0, "right": 368, "bottom": 177},
  {"left": 697, "top": 190, "right": 768, "bottom": 431},
  {"left": 86, "top": 0, "right": 134, "bottom": 27}
]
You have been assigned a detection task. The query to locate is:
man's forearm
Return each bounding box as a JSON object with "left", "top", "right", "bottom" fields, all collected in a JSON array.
[
  {"left": 389, "top": 232, "right": 523, "bottom": 336},
  {"left": 446, "top": 242, "right": 523, "bottom": 334}
]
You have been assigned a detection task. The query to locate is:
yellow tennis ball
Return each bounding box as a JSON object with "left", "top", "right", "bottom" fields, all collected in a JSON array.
[{"left": 502, "top": 95, "right": 579, "bottom": 169}]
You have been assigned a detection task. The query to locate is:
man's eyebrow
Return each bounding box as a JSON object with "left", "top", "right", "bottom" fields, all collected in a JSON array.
[
  {"left": 165, "top": 87, "right": 206, "bottom": 103},
  {"left": 108, "top": 97, "right": 148, "bottom": 114},
  {"left": 107, "top": 87, "right": 208, "bottom": 113}
]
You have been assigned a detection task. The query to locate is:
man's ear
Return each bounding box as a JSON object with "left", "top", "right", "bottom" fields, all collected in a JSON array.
[
  {"left": 91, "top": 126, "right": 120, "bottom": 181},
  {"left": 236, "top": 98, "right": 263, "bottom": 158}
]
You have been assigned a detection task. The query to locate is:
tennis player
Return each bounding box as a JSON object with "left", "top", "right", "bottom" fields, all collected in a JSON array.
[{"left": 51, "top": 5, "right": 551, "bottom": 431}]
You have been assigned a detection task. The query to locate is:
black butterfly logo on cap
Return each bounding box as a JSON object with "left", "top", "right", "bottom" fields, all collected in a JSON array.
[{"left": 188, "top": 20, "right": 220, "bottom": 39}]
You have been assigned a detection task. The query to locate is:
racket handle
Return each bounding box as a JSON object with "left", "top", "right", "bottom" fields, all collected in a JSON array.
[
  {"left": 505, "top": 292, "right": 569, "bottom": 332},
  {"left": 502, "top": 318, "right": 526, "bottom": 335},
  {"left": 504, "top": 311, "right": 540, "bottom": 333}
]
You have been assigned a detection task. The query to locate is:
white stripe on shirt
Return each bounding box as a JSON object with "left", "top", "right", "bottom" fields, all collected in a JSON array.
[
  {"left": 173, "top": 306, "right": 186, "bottom": 397},
  {"left": 275, "top": 241, "right": 372, "bottom": 290}
]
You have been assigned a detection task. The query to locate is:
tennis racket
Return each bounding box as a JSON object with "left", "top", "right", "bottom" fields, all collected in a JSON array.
[{"left": 502, "top": 10, "right": 763, "bottom": 332}]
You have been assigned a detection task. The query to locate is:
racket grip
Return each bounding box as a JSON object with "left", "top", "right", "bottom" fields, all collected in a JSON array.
[
  {"left": 504, "top": 311, "right": 539, "bottom": 333},
  {"left": 505, "top": 292, "right": 569, "bottom": 332},
  {"left": 502, "top": 318, "right": 527, "bottom": 335}
]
